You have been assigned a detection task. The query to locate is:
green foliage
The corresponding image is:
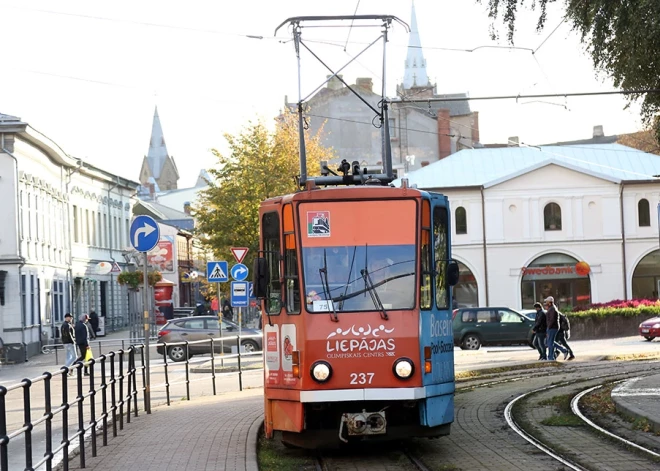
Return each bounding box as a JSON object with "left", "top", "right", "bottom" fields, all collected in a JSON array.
[
  {"left": 116, "top": 271, "right": 163, "bottom": 289},
  {"left": 193, "top": 113, "right": 335, "bottom": 281},
  {"left": 479, "top": 0, "right": 660, "bottom": 141},
  {"left": 570, "top": 305, "right": 660, "bottom": 319}
]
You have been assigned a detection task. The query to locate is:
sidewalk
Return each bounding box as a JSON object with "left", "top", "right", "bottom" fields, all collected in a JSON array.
[
  {"left": 611, "top": 373, "right": 660, "bottom": 433},
  {"left": 67, "top": 389, "right": 264, "bottom": 471}
]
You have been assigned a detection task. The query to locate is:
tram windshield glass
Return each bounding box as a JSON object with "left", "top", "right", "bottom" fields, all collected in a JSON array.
[{"left": 302, "top": 245, "right": 416, "bottom": 312}]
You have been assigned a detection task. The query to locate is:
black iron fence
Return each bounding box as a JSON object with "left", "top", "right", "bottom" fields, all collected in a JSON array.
[{"left": 0, "top": 333, "right": 262, "bottom": 470}]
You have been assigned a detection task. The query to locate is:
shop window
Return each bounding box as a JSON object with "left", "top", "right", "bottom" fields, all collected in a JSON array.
[
  {"left": 455, "top": 206, "right": 467, "bottom": 235},
  {"left": 543, "top": 203, "right": 562, "bottom": 231},
  {"left": 638, "top": 199, "right": 651, "bottom": 227}
]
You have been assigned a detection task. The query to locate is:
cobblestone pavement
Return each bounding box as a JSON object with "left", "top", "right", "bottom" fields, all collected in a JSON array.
[
  {"left": 410, "top": 360, "right": 660, "bottom": 471},
  {"left": 66, "top": 390, "right": 263, "bottom": 471}
]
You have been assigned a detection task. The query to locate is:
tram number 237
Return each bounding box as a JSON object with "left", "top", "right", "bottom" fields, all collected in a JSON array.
[{"left": 350, "top": 372, "right": 375, "bottom": 385}]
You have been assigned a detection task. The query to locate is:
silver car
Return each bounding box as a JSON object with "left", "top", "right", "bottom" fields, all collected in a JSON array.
[{"left": 156, "top": 315, "right": 262, "bottom": 362}]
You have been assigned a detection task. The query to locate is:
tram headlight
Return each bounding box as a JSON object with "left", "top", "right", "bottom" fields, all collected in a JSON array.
[
  {"left": 393, "top": 358, "right": 414, "bottom": 380},
  {"left": 311, "top": 361, "right": 332, "bottom": 383}
]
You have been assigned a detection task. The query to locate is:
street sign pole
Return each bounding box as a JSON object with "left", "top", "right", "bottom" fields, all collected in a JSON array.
[
  {"left": 217, "top": 281, "right": 224, "bottom": 367},
  {"left": 130, "top": 215, "right": 159, "bottom": 416},
  {"left": 143, "top": 251, "right": 151, "bottom": 414}
]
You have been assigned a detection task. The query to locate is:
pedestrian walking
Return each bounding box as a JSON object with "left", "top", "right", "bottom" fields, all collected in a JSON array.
[
  {"left": 61, "top": 313, "right": 77, "bottom": 370},
  {"left": 554, "top": 311, "right": 575, "bottom": 360},
  {"left": 544, "top": 297, "right": 567, "bottom": 361},
  {"left": 89, "top": 310, "right": 100, "bottom": 335},
  {"left": 531, "top": 302, "right": 547, "bottom": 360},
  {"left": 74, "top": 314, "right": 91, "bottom": 376},
  {"left": 222, "top": 299, "right": 234, "bottom": 322},
  {"left": 211, "top": 297, "right": 219, "bottom": 316}
]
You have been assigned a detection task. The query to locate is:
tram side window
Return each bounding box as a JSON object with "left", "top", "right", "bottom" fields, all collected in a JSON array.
[
  {"left": 420, "top": 199, "right": 432, "bottom": 309},
  {"left": 433, "top": 206, "right": 449, "bottom": 309},
  {"left": 262, "top": 212, "right": 282, "bottom": 315},
  {"left": 283, "top": 204, "right": 301, "bottom": 314}
]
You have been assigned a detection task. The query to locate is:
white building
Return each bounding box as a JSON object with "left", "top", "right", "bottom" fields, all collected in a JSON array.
[
  {"left": 0, "top": 113, "right": 138, "bottom": 361},
  {"left": 402, "top": 140, "right": 660, "bottom": 311}
]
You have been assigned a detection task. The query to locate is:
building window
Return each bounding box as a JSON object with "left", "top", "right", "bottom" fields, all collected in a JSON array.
[
  {"left": 73, "top": 206, "right": 79, "bottom": 243},
  {"left": 30, "top": 274, "right": 35, "bottom": 326},
  {"left": 638, "top": 198, "right": 651, "bottom": 227},
  {"left": 103, "top": 213, "right": 108, "bottom": 248},
  {"left": 455, "top": 206, "right": 467, "bottom": 235},
  {"left": 543, "top": 203, "right": 562, "bottom": 231}
]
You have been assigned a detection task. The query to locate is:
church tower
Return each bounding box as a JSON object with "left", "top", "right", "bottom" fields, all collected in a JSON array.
[{"left": 139, "top": 107, "right": 180, "bottom": 191}]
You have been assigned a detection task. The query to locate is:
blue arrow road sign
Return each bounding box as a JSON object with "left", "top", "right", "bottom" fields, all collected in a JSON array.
[
  {"left": 231, "top": 263, "right": 249, "bottom": 281},
  {"left": 130, "top": 215, "right": 160, "bottom": 252},
  {"left": 207, "top": 261, "right": 228, "bottom": 282},
  {"left": 231, "top": 281, "right": 249, "bottom": 307}
]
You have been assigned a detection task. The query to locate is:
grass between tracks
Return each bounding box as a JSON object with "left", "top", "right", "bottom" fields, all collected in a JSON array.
[
  {"left": 538, "top": 394, "right": 583, "bottom": 427},
  {"left": 258, "top": 430, "right": 317, "bottom": 471},
  {"left": 455, "top": 361, "right": 562, "bottom": 381}
]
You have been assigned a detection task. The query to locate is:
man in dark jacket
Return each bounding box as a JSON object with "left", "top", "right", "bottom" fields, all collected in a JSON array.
[
  {"left": 89, "top": 311, "right": 100, "bottom": 334},
  {"left": 61, "top": 313, "right": 77, "bottom": 369},
  {"left": 74, "top": 314, "right": 90, "bottom": 375},
  {"left": 531, "top": 302, "right": 547, "bottom": 360},
  {"left": 544, "top": 297, "right": 567, "bottom": 361}
]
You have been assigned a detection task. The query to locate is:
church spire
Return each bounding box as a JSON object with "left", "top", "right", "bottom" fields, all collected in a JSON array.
[
  {"left": 147, "top": 106, "right": 170, "bottom": 180},
  {"left": 140, "top": 106, "right": 179, "bottom": 191},
  {"left": 403, "top": 1, "right": 430, "bottom": 89}
]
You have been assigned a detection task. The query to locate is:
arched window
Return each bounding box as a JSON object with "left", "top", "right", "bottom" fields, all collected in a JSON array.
[
  {"left": 544, "top": 203, "right": 562, "bottom": 231},
  {"left": 455, "top": 206, "right": 467, "bottom": 234},
  {"left": 638, "top": 198, "right": 651, "bottom": 227}
]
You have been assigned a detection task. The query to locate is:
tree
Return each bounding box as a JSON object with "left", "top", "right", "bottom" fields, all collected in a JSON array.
[
  {"left": 480, "top": 0, "right": 660, "bottom": 141},
  {"left": 617, "top": 129, "right": 660, "bottom": 156},
  {"left": 193, "top": 113, "right": 335, "bottom": 284}
]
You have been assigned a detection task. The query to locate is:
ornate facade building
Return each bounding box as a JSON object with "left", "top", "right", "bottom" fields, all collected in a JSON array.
[{"left": 0, "top": 112, "right": 138, "bottom": 361}]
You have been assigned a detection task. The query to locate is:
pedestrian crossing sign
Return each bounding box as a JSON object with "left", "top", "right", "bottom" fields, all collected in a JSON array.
[{"left": 207, "top": 261, "right": 228, "bottom": 282}]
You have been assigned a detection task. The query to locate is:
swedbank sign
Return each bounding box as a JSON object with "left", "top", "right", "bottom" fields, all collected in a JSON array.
[{"left": 521, "top": 261, "right": 591, "bottom": 278}]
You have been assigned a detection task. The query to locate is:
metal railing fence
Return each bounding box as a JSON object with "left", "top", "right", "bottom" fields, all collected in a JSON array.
[{"left": 0, "top": 333, "right": 263, "bottom": 470}]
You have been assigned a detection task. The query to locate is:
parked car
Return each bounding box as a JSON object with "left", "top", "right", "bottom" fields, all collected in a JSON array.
[
  {"left": 452, "top": 307, "right": 535, "bottom": 350},
  {"left": 520, "top": 309, "right": 537, "bottom": 321},
  {"left": 156, "top": 316, "right": 262, "bottom": 362},
  {"left": 639, "top": 317, "right": 660, "bottom": 341}
]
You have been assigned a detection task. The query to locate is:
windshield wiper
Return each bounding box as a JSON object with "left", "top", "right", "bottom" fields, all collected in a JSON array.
[
  {"left": 339, "top": 246, "right": 357, "bottom": 311},
  {"left": 360, "top": 267, "right": 388, "bottom": 320},
  {"left": 319, "top": 249, "right": 339, "bottom": 322}
]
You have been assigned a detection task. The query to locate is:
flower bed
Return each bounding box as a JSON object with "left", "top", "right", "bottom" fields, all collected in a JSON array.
[
  {"left": 574, "top": 298, "right": 660, "bottom": 312},
  {"left": 565, "top": 299, "right": 660, "bottom": 339}
]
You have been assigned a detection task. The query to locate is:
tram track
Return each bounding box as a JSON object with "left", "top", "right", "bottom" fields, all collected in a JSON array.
[
  {"left": 505, "top": 367, "right": 660, "bottom": 470},
  {"left": 315, "top": 445, "right": 432, "bottom": 471}
]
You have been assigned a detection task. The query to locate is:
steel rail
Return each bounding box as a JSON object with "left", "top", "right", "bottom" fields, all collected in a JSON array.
[{"left": 571, "top": 383, "right": 660, "bottom": 459}]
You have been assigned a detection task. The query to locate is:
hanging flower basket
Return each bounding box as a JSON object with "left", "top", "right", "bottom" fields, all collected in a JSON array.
[{"left": 117, "top": 271, "right": 163, "bottom": 289}]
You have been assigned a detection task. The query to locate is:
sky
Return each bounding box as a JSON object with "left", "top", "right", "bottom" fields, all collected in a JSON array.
[{"left": 0, "top": 0, "right": 645, "bottom": 188}]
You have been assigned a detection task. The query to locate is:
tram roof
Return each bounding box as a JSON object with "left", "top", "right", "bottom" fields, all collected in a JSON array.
[{"left": 396, "top": 143, "right": 660, "bottom": 190}]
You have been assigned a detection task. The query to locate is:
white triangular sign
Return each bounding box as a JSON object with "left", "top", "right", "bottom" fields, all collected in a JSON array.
[
  {"left": 210, "top": 264, "right": 227, "bottom": 279},
  {"left": 230, "top": 247, "right": 249, "bottom": 264},
  {"left": 110, "top": 262, "right": 122, "bottom": 273}
]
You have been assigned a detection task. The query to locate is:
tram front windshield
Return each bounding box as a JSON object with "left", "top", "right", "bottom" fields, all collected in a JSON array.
[{"left": 302, "top": 245, "right": 415, "bottom": 312}]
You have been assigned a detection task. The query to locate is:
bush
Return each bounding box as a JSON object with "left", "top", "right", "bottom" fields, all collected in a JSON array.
[{"left": 570, "top": 304, "right": 660, "bottom": 319}]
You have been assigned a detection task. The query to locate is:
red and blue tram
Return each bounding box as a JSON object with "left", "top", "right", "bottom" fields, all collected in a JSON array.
[{"left": 253, "top": 180, "right": 459, "bottom": 447}]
